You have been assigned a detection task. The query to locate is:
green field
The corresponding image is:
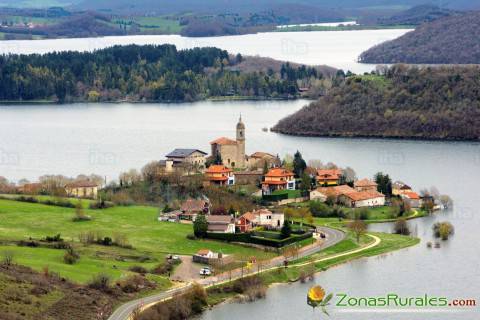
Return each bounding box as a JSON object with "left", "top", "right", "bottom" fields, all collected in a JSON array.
[{"left": 0, "top": 199, "right": 275, "bottom": 283}]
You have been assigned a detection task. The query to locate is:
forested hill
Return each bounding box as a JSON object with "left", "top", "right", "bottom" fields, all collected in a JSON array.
[
  {"left": 0, "top": 44, "right": 330, "bottom": 102},
  {"left": 376, "top": 5, "right": 457, "bottom": 26},
  {"left": 359, "top": 11, "right": 480, "bottom": 64},
  {"left": 272, "top": 65, "right": 480, "bottom": 141}
]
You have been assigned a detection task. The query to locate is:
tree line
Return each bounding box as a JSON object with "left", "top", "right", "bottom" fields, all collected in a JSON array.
[
  {"left": 273, "top": 65, "right": 480, "bottom": 141},
  {"left": 0, "top": 44, "right": 324, "bottom": 102}
]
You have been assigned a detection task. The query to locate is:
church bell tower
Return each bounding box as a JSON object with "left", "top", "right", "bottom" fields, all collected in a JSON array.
[{"left": 236, "top": 115, "right": 246, "bottom": 167}]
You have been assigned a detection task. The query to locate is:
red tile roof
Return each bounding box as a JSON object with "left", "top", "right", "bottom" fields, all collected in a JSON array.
[
  {"left": 206, "top": 165, "right": 232, "bottom": 174},
  {"left": 403, "top": 191, "right": 420, "bottom": 200},
  {"left": 315, "top": 185, "right": 355, "bottom": 197},
  {"left": 264, "top": 168, "right": 294, "bottom": 178},
  {"left": 354, "top": 178, "right": 377, "bottom": 188},
  {"left": 316, "top": 169, "right": 343, "bottom": 180},
  {"left": 250, "top": 152, "right": 275, "bottom": 159},
  {"left": 343, "top": 190, "right": 385, "bottom": 201},
  {"left": 65, "top": 181, "right": 99, "bottom": 188},
  {"left": 180, "top": 199, "right": 208, "bottom": 213},
  {"left": 197, "top": 249, "right": 212, "bottom": 256},
  {"left": 210, "top": 137, "right": 237, "bottom": 145}
]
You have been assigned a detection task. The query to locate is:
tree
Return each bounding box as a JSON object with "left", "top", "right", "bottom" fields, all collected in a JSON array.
[
  {"left": 374, "top": 172, "right": 392, "bottom": 196},
  {"left": 293, "top": 150, "right": 307, "bottom": 177},
  {"left": 348, "top": 219, "right": 367, "bottom": 243},
  {"left": 281, "top": 221, "right": 292, "bottom": 238},
  {"left": 300, "top": 172, "right": 312, "bottom": 192},
  {"left": 193, "top": 214, "right": 208, "bottom": 238},
  {"left": 394, "top": 218, "right": 411, "bottom": 235},
  {"left": 433, "top": 222, "right": 454, "bottom": 240}
]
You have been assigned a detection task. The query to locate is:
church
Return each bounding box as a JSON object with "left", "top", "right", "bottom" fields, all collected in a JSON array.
[
  {"left": 209, "top": 117, "right": 280, "bottom": 170},
  {"left": 210, "top": 116, "right": 246, "bottom": 168}
]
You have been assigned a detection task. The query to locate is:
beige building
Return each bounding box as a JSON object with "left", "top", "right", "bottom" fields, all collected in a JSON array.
[
  {"left": 210, "top": 116, "right": 246, "bottom": 168},
  {"left": 65, "top": 181, "right": 99, "bottom": 199},
  {"left": 162, "top": 148, "right": 208, "bottom": 173},
  {"left": 354, "top": 178, "right": 378, "bottom": 192}
]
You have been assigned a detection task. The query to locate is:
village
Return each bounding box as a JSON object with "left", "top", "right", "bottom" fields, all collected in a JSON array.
[{"left": 0, "top": 117, "right": 443, "bottom": 278}]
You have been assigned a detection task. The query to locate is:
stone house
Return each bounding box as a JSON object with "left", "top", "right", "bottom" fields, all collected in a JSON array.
[
  {"left": 65, "top": 181, "right": 99, "bottom": 199},
  {"left": 339, "top": 190, "right": 386, "bottom": 208},
  {"left": 179, "top": 198, "right": 210, "bottom": 221},
  {"left": 162, "top": 148, "right": 208, "bottom": 173},
  {"left": 392, "top": 181, "right": 413, "bottom": 196}
]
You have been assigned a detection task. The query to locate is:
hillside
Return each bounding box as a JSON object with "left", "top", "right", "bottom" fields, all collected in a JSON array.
[
  {"left": 359, "top": 11, "right": 480, "bottom": 64},
  {"left": 377, "top": 4, "right": 457, "bottom": 25},
  {"left": 0, "top": 45, "right": 329, "bottom": 102},
  {"left": 272, "top": 65, "right": 480, "bottom": 141}
]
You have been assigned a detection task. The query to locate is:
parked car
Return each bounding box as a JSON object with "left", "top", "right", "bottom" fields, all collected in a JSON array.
[
  {"left": 200, "top": 267, "right": 211, "bottom": 276},
  {"left": 320, "top": 232, "right": 326, "bottom": 239}
]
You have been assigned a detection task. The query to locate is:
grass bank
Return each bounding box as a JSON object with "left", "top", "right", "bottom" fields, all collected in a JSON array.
[{"left": 0, "top": 199, "right": 275, "bottom": 284}]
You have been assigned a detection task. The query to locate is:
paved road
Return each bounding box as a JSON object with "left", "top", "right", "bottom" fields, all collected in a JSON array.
[{"left": 107, "top": 226, "right": 345, "bottom": 320}]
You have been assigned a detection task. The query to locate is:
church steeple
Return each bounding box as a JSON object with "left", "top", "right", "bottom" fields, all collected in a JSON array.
[{"left": 236, "top": 114, "right": 245, "bottom": 141}]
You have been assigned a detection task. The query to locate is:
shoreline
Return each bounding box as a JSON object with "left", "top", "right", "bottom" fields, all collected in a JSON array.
[
  {"left": 204, "top": 231, "right": 419, "bottom": 312},
  {"left": 0, "top": 96, "right": 311, "bottom": 106},
  {"left": 270, "top": 128, "right": 480, "bottom": 143}
]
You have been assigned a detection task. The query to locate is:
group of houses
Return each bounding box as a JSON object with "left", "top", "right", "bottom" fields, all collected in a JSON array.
[
  {"left": 159, "top": 197, "right": 285, "bottom": 235},
  {"left": 310, "top": 174, "right": 386, "bottom": 208}
]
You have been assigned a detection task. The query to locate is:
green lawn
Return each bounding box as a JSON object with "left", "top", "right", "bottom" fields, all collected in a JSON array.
[
  {"left": 271, "top": 189, "right": 302, "bottom": 199},
  {"left": 0, "top": 199, "right": 275, "bottom": 283}
]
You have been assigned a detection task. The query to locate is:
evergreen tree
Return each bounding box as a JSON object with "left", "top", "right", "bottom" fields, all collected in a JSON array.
[
  {"left": 193, "top": 214, "right": 208, "bottom": 238},
  {"left": 293, "top": 150, "right": 307, "bottom": 177},
  {"left": 281, "top": 221, "right": 292, "bottom": 238}
]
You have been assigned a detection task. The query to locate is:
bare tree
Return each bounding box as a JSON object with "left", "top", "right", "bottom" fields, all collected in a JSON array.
[{"left": 348, "top": 219, "right": 367, "bottom": 243}]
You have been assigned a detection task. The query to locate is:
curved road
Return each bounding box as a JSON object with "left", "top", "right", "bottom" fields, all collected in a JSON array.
[{"left": 107, "top": 226, "right": 345, "bottom": 320}]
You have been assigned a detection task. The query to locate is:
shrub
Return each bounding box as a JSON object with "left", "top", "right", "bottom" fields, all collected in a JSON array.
[
  {"left": 45, "top": 234, "right": 63, "bottom": 242},
  {"left": 394, "top": 218, "right": 411, "bottom": 235},
  {"left": 151, "top": 262, "right": 174, "bottom": 275},
  {"left": 129, "top": 265, "right": 148, "bottom": 274},
  {"left": 2, "top": 251, "right": 14, "bottom": 266},
  {"left": 89, "top": 200, "right": 114, "bottom": 209},
  {"left": 186, "top": 233, "right": 196, "bottom": 240},
  {"left": 97, "top": 237, "right": 113, "bottom": 246},
  {"left": 63, "top": 248, "right": 80, "bottom": 264},
  {"left": 88, "top": 274, "right": 111, "bottom": 292},
  {"left": 433, "top": 221, "right": 454, "bottom": 240},
  {"left": 113, "top": 233, "right": 131, "bottom": 248}
]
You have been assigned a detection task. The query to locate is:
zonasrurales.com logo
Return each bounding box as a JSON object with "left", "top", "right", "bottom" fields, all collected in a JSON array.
[
  {"left": 307, "top": 285, "right": 333, "bottom": 316},
  {"left": 307, "top": 286, "right": 476, "bottom": 315},
  {"left": 336, "top": 293, "right": 450, "bottom": 307}
]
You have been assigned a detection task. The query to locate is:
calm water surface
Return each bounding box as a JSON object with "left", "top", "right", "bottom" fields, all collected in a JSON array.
[
  {"left": 0, "top": 29, "right": 410, "bottom": 73},
  {"left": 0, "top": 101, "right": 479, "bottom": 319}
]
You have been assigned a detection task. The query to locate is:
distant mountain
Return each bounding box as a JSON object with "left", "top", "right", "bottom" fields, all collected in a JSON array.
[
  {"left": 377, "top": 4, "right": 457, "bottom": 25},
  {"left": 73, "top": 0, "right": 478, "bottom": 15},
  {"left": 359, "top": 11, "right": 480, "bottom": 64},
  {"left": 272, "top": 65, "right": 480, "bottom": 141}
]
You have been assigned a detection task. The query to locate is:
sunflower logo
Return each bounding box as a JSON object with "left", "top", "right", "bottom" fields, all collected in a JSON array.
[{"left": 307, "top": 285, "right": 333, "bottom": 316}]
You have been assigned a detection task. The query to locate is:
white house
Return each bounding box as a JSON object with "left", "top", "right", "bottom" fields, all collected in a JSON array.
[
  {"left": 339, "top": 191, "right": 386, "bottom": 208},
  {"left": 253, "top": 209, "right": 285, "bottom": 229}
]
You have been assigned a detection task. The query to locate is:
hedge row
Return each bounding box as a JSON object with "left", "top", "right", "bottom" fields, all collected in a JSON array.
[{"left": 205, "top": 231, "right": 312, "bottom": 248}]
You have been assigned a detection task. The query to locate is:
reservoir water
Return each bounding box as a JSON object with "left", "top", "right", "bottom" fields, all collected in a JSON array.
[
  {"left": 0, "top": 29, "right": 411, "bottom": 73},
  {"left": 0, "top": 28, "right": 478, "bottom": 319}
]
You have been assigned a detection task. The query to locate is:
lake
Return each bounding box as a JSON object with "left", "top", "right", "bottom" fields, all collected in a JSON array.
[
  {"left": 0, "top": 29, "right": 410, "bottom": 73},
  {"left": 1, "top": 101, "right": 480, "bottom": 320},
  {"left": 0, "top": 27, "right": 479, "bottom": 319}
]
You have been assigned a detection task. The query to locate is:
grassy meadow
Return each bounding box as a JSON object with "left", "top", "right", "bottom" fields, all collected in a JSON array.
[{"left": 0, "top": 198, "right": 275, "bottom": 283}]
